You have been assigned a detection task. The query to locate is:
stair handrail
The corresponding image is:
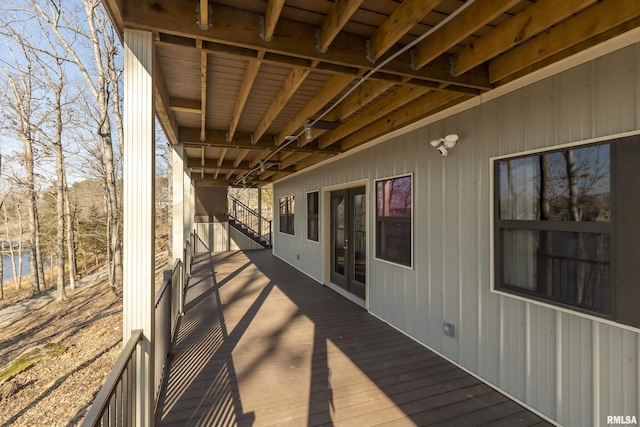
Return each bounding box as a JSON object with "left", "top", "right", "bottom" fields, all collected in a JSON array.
[{"left": 228, "top": 195, "right": 272, "bottom": 246}]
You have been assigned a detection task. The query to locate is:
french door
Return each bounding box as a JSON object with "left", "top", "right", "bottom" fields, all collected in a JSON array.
[{"left": 330, "top": 186, "right": 366, "bottom": 299}]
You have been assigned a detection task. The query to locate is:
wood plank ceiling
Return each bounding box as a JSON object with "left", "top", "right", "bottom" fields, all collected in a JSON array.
[{"left": 104, "top": 0, "right": 640, "bottom": 187}]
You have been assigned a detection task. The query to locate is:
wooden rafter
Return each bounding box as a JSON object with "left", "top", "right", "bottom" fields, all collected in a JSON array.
[
  {"left": 152, "top": 54, "right": 179, "bottom": 145},
  {"left": 199, "top": 0, "right": 208, "bottom": 30},
  {"left": 319, "top": 85, "right": 429, "bottom": 149},
  {"left": 180, "top": 127, "right": 340, "bottom": 154},
  {"left": 199, "top": 45, "right": 208, "bottom": 142},
  {"left": 228, "top": 53, "right": 264, "bottom": 142},
  {"left": 294, "top": 152, "right": 334, "bottom": 171},
  {"left": 170, "top": 97, "right": 201, "bottom": 114},
  {"left": 124, "top": 1, "right": 492, "bottom": 90},
  {"left": 412, "top": 0, "right": 521, "bottom": 70},
  {"left": 317, "top": 0, "right": 364, "bottom": 53},
  {"left": 452, "top": 0, "right": 598, "bottom": 77},
  {"left": 263, "top": 0, "right": 285, "bottom": 42},
  {"left": 340, "top": 91, "right": 471, "bottom": 151},
  {"left": 188, "top": 158, "right": 297, "bottom": 174},
  {"left": 234, "top": 149, "right": 250, "bottom": 167},
  {"left": 322, "top": 80, "right": 396, "bottom": 123},
  {"left": 368, "top": 0, "right": 440, "bottom": 62},
  {"left": 252, "top": 66, "right": 310, "bottom": 142},
  {"left": 489, "top": 0, "right": 640, "bottom": 83},
  {"left": 278, "top": 151, "right": 313, "bottom": 170},
  {"left": 277, "top": 73, "right": 354, "bottom": 146},
  {"left": 217, "top": 148, "right": 227, "bottom": 167}
]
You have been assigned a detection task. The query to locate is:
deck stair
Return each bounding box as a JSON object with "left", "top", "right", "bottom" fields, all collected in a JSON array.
[{"left": 228, "top": 196, "right": 272, "bottom": 248}]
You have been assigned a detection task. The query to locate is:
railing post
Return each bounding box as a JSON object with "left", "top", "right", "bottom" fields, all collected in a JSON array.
[{"left": 258, "top": 187, "right": 263, "bottom": 238}]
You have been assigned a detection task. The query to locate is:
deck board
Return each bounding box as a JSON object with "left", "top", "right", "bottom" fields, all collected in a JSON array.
[{"left": 156, "top": 250, "right": 552, "bottom": 426}]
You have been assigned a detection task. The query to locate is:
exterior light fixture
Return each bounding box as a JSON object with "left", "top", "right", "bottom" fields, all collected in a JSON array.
[
  {"left": 304, "top": 123, "right": 313, "bottom": 143},
  {"left": 429, "top": 134, "right": 459, "bottom": 157}
]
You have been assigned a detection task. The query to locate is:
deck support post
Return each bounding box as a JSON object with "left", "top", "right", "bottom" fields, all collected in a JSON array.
[
  {"left": 185, "top": 170, "right": 194, "bottom": 246},
  {"left": 171, "top": 144, "right": 185, "bottom": 262},
  {"left": 123, "top": 29, "right": 155, "bottom": 427}
]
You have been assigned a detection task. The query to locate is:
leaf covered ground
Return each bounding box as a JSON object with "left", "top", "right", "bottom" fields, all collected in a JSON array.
[{"left": 0, "top": 253, "right": 168, "bottom": 426}]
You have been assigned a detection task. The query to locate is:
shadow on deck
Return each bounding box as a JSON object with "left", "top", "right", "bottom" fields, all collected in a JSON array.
[{"left": 155, "top": 250, "right": 551, "bottom": 427}]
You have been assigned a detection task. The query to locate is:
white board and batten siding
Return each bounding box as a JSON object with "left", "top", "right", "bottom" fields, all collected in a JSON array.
[{"left": 272, "top": 42, "right": 640, "bottom": 426}]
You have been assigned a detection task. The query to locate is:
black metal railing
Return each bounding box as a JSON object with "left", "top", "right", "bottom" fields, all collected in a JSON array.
[
  {"left": 228, "top": 196, "right": 272, "bottom": 246},
  {"left": 81, "top": 329, "right": 143, "bottom": 426},
  {"left": 82, "top": 236, "right": 193, "bottom": 427},
  {"left": 154, "top": 258, "right": 184, "bottom": 407}
]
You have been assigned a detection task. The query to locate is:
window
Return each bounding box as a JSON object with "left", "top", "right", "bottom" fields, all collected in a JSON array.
[
  {"left": 307, "top": 191, "right": 319, "bottom": 242},
  {"left": 279, "top": 195, "right": 295, "bottom": 235},
  {"left": 375, "top": 175, "right": 412, "bottom": 267},
  {"left": 494, "top": 136, "right": 640, "bottom": 327}
]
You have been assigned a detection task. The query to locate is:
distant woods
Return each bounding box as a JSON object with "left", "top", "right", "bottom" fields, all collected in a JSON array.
[{"left": 0, "top": 1, "right": 167, "bottom": 302}]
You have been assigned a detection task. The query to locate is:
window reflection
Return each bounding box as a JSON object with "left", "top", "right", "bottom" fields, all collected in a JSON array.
[{"left": 499, "top": 144, "right": 610, "bottom": 222}]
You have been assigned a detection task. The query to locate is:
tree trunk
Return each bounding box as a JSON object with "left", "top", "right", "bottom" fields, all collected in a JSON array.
[
  {"left": 52, "top": 63, "right": 67, "bottom": 302},
  {"left": 538, "top": 154, "right": 553, "bottom": 297},
  {"left": 63, "top": 173, "right": 77, "bottom": 290},
  {"left": 564, "top": 149, "right": 586, "bottom": 304}
]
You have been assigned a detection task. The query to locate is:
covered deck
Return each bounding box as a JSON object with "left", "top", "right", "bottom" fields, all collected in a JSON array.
[{"left": 155, "top": 250, "right": 550, "bottom": 426}]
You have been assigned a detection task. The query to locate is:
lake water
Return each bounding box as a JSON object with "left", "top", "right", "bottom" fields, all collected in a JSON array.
[{"left": 2, "top": 253, "right": 31, "bottom": 283}]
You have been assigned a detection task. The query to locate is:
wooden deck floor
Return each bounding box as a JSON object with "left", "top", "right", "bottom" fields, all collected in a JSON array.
[{"left": 155, "top": 250, "right": 552, "bottom": 427}]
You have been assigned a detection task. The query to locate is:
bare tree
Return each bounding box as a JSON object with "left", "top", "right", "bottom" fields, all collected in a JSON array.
[
  {"left": 2, "top": 52, "right": 47, "bottom": 296},
  {"left": 30, "top": 0, "right": 122, "bottom": 294}
]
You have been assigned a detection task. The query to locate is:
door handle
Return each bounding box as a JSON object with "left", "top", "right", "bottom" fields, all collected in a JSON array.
[{"left": 344, "top": 239, "right": 348, "bottom": 249}]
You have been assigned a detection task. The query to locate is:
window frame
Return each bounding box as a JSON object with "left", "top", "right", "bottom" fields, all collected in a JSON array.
[
  {"left": 306, "top": 190, "right": 319, "bottom": 243},
  {"left": 490, "top": 134, "right": 640, "bottom": 329},
  {"left": 374, "top": 173, "right": 413, "bottom": 269},
  {"left": 279, "top": 195, "right": 295, "bottom": 235}
]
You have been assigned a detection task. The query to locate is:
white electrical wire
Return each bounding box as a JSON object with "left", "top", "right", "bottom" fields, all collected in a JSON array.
[{"left": 236, "top": 0, "right": 477, "bottom": 185}]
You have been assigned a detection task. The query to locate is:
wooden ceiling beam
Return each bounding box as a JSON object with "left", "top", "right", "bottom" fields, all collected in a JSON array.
[
  {"left": 317, "top": 0, "right": 364, "bottom": 53},
  {"left": 278, "top": 151, "right": 313, "bottom": 170},
  {"left": 452, "top": 0, "right": 598, "bottom": 77},
  {"left": 190, "top": 176, "right": 230, "bottom": 186},
  {"left": 263, "top": 0, "right": 285, "bottom": 42},
  {"left": 179, "top": 127, "right": 340, "bottom": 153},
  {"left": 322, "top": 80, "right": 396, "bottom": 123},
  {"left": 152, "top": 53, "right": 179, "bottom": 145},
  {"left": 228, "top": 53, "right": 264, "bottom": 141},
  {"left": 412, "top": 0, "right": 521, "bottom": 70},
  {"left": 187, "top": 157, "right": 297, "bottom": 174},
  {"left": 278, "top": 73, "right": 354, "bottom": 147},
  {"left": 217, "top": 148, "right": 227, "bottom": 167},
  {"left": 319, "top": 85, "right": 429, "bottom": 149},
  {"left": 252, "top": 66, "right": 311, "bottom": 142},
  {"left": 368, "top": 0, "right": 440, "bottom": 62},
  {"left": 489, "top": 0, "right": 640, "bottom": 84},
  {"left": 170, "top": 97, "right": 202, "bottom": 114},
  {"left": 199, "top": 45, "right": 208, "bottom": 142},
  {"left": 125, "top": 1, "right": 492, "bottom": 90},
  {"left": 294, "top": 152, "right": 334, "bottom": 172},
  {"left": 234, "top": 148, "right": 250, "bottom": 167},
  {"left": 340, "top": 91, "right": 471, "bottom": 151}
]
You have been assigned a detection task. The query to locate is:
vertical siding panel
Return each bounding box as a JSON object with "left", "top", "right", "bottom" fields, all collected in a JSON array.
[
  {"left": 500, "top": 297, "right": 526, "bottom": 400},
  {"left": 555, "top": 64, "right": 592, "bottom": 144},
  {"left": 593, "top": 47, "right": 638, "bottom": 137},
  {"left": 558, "top": 313, "right": 593, "bottom": 427},
  {"left": 477, "top": 101, "right": 501, "bottom": 385},
  {"left": 526, "top": 304, "right": 556, "bottom": 418},
  {"left": 427, "top": 147, "right": 444, "bottom": 352},
  {"left": 458, "top": 110, "right": 479, "bottom": 372},
  {"left": 414, "top": 128, "right": 429, "bottom": 344},
  {"left": 442, "top": 117, "right": 460, "bottom": 360}
]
